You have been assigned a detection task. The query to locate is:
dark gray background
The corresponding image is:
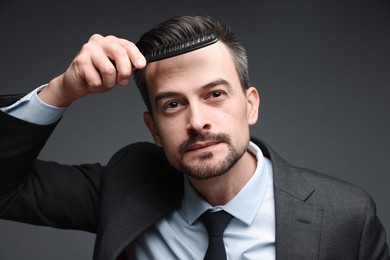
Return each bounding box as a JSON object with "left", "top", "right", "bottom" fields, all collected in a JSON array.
[{"left": 1, "top": 0, "right": 389, "bottom": 259}]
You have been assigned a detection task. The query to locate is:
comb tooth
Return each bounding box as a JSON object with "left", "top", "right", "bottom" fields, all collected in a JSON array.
[{"left": 144, "top": 31, "right": 219, "bottom": 62}]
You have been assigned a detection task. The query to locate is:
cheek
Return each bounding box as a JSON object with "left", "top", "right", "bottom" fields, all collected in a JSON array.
[
  {"left": 227, "top": 103, "right": 251, "bottom": 139},
  {"left": 222, "top": 100, "right": 249, "bottom": 125},
  {"left": 159, "top": 134, "right": 184, "bottom": 170},
  {"left": 155, "top": 119, "right": 185, "bottom": 150}
]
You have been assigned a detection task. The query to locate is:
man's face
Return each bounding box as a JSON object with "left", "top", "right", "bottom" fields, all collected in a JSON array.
[{"left": 143, "top": 41, "right": 259, "bottom": 180}]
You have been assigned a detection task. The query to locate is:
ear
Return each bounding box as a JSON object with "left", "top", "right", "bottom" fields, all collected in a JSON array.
[
  {"left": 143, "top": 112, "right": 163, "bottom": 147},
  {"left": 246, "top": 86, "right": 260, "bottom": 125}
]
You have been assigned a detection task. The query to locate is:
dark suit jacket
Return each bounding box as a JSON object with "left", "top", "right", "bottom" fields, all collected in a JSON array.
[{"left": 0, "top": 95, "right": 389, "bottom": 260}]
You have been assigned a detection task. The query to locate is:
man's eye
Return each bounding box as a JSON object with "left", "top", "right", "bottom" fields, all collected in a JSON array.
[
  {"left": 209, "top": 91, "right": 226, "bottom": 99},
  {"left": 212, "top": 91, "right": 222, "bottom": 97},
  {"left": 163, "top": 101, "right": 180, "bottom": 110}
]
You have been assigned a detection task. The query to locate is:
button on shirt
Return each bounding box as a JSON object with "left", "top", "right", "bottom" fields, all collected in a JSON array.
[{"left": 127, "top": 142, "right": 276, "bottom": 259}]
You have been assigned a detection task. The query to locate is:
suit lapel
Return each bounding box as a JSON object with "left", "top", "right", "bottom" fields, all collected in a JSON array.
[
  {"left": 274, "top": 190, "right": 323, "bottom": 260},
  {"left": 97, "top": 191, "right": 178, "bottom": 260},
  {"left": 95, "top": 155, "right": 184, "bottom": 260},
  {"left": 254, "top": 139, "right": 323, "bottom": 260}
]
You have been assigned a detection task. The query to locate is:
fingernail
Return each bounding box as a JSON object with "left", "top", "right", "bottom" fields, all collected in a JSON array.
[
  {"left": 120, "top": 79, "right": 129, "bottom": 85},
  {"left": 136, "top": 58, "right": 146, "bottom": 67}
]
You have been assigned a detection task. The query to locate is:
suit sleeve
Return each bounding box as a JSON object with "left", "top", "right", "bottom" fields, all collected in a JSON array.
[
  {"left": 358, "top": 196, "right": 390, "bottom": 260},
  {"left": 0, "top": 96, "right": 102, "bottom": 233},
  {"left": 0, "top": 94, "right": 25, "bottom": 107}
]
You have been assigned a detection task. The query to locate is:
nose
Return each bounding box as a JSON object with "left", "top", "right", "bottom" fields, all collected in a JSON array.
[{"left": 186, "top": 104, "right": 211, "bottom": 134}]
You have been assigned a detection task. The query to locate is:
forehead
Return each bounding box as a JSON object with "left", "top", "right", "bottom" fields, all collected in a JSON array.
[{"left": 145, "top": 41, "right": 238, "bottom": 93}]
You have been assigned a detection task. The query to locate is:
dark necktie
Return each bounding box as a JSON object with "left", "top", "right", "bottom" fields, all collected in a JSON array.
[{"left": 200, "top": 210, "right": 233, "bottom": 260}]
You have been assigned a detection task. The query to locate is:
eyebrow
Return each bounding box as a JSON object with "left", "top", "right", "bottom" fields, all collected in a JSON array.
[{"left": 154, "top": 78, "right": 232, "bottom": 105}]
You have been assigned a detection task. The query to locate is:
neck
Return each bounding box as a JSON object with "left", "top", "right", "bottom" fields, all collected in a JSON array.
[{"left": 188, "top": 150, "right": 257, "bottom": 206}]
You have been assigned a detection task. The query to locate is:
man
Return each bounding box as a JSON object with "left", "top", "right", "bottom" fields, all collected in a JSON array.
[{"left": 0, "top": 15, "right": 389, "bottom": 260}]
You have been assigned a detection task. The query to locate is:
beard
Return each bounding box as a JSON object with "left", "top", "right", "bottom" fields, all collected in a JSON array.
[{"left": 177, "top": 132, "right": 248, "bottom": 180}]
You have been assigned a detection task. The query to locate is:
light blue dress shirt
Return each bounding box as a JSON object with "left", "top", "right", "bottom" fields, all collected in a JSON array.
[
  {"left": 2, "top": 87, "right": 276, "bottom": 259},
  {"left": 1, "top": 85, "right": 66, "bottom": 125}
]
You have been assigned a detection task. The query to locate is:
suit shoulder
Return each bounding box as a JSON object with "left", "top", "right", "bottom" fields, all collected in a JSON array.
[
  {"left": 295, "top": 166, "right": 375, "bottom": 207},
  {"left": 107, "top": 141, "right": 164, "bottom": 165}
]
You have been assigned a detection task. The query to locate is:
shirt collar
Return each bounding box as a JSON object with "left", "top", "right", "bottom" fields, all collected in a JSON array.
[{"left": 182, "top": 141, "right": 270, "bottom": 225}]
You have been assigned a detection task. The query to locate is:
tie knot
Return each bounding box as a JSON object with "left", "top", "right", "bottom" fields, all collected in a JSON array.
[{"left": 200, "top": 210, "right": 233, "bottom": 238}]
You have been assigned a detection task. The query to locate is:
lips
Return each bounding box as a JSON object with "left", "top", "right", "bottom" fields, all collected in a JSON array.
[
  {"left": 187, "top": 141, "right": 221, "bottom": 152},
  {"left": 178, "top": 133, "right": 231, "bottom": 155}
]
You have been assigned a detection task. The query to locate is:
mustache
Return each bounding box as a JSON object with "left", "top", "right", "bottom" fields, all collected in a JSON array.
[{"left": 178, "top": 132, "right": 231, "bottom": 154}]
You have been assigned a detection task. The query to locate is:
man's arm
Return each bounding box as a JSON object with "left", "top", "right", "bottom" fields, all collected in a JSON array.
[
  {"left": 0, "top": 34, "right": 147, "bottom": 231},
  {"left": 0, "top": 110, "right": 103, "bottom": 232}
]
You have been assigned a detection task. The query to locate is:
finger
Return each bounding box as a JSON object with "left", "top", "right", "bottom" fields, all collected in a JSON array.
[
  {"left": 89, "top": 47, "right": 118, "bottom": 89},
  {"left": 117, "top": 38, "right": 146, "bottom": 69},
  {"left": 79, "top": 57, "right": 105, "bottom": 92},
  {"left": 85, "top": 34, "right": 120, "bottom": 88},
  {"left": 85, "top": 34, "right": 146, "bottom": 88},
  {"left": 104, "top": 37, "right": 133, "bottom": 86},
  {"left": 105, "top": 36, "right": 146, "bottom": 85}
]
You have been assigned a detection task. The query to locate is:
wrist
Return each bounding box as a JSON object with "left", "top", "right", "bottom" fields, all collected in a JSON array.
[{"left": 38, "top": 76, "right": 76, "bottom": 107}]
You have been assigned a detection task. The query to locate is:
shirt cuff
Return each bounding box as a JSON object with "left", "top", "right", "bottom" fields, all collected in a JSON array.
[{"left": 1, "top": 84, "right": 67, "bottom": 125}]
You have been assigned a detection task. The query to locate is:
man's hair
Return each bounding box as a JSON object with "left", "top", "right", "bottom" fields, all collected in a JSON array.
[{"left": 134, "top": 15, "right": 250, "bottom": 112}]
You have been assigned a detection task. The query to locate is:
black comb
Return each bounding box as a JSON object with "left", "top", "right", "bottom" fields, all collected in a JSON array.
[{"left": 144, "top": 31, "right": 219, "bottom": 62}]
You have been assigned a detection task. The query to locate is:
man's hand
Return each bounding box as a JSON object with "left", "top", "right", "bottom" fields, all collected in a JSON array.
[{"left": 39, "top": 34, "right": 146, "bottom": 107}]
